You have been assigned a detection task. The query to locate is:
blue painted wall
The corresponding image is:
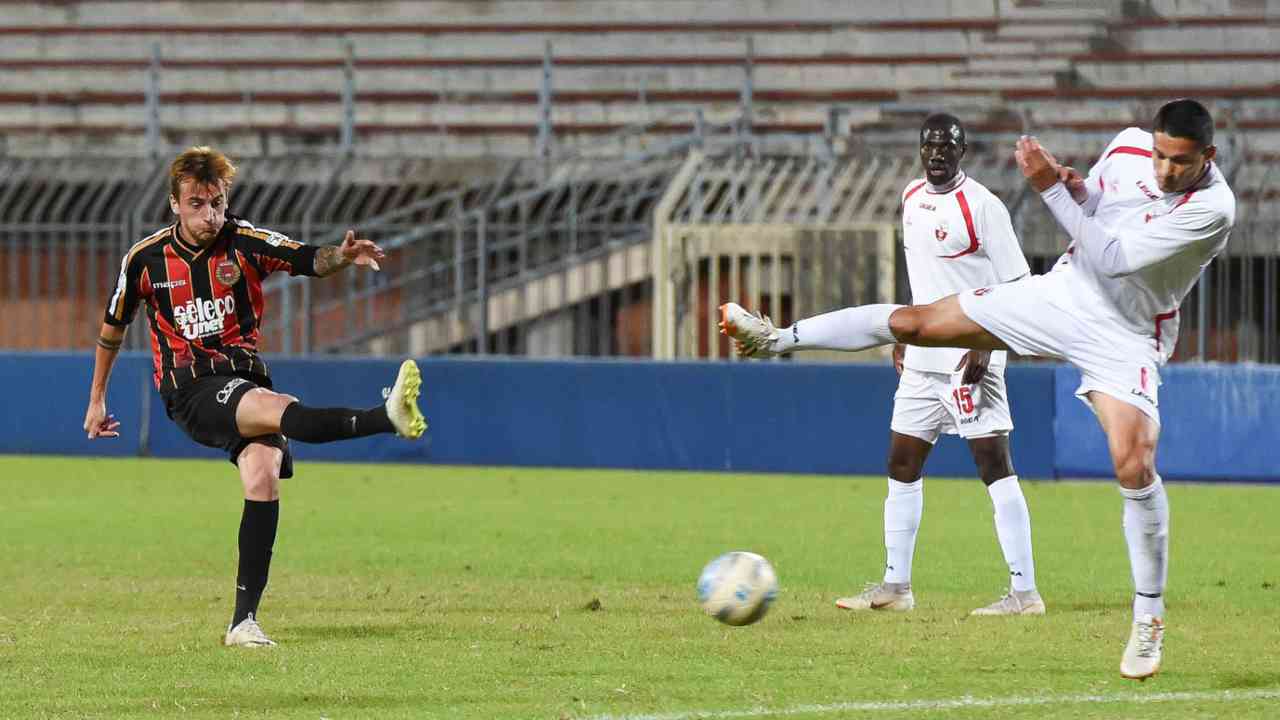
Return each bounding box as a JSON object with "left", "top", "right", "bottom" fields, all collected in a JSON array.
[
  {"left": 5, "top": 353, "right": 1276, "bottom": 481},
  {"left": 1054, "top": 363, "right": 1280, "bottom": 481}
]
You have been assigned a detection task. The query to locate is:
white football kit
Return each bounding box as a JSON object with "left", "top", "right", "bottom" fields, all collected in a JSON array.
[
  {"left": 959, "top": 128, "right": 1237, "bottom": 421},
  {"left": 892, "top": 172, "right": 1031, "bottom": 444}
]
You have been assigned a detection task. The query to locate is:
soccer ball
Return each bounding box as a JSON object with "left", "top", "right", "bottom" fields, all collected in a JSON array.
[{"left": 696, "top": 551, "right": 778, "bottom": 626}]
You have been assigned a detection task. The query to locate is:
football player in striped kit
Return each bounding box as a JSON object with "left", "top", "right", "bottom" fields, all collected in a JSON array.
[{"left": 84, "top": 147, "right": 428, "bottom": 647}]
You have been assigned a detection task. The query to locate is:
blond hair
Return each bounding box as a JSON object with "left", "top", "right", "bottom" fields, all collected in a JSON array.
[{"left": 169, "top": 146, "right": 237, "bottom": 201}]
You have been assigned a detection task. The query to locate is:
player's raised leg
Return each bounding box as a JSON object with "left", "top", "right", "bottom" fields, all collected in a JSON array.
[
  {"left": 967, "top": 435, "right": 1045, "bottom": 616},
  {"left": 235, "top": 359, "right": 427, "bottom": 441},
  {"left": 719, "top": 295, "right": 1006, "bottom": 358},
  {"left": 1089, "top": 392, "right": 1167, "bottom": 680},
  {"left": 224, "top": 441, "right": 283, "bottom": 647}
]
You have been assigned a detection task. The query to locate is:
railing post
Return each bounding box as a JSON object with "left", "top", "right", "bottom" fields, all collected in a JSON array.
[
  {"left": 477, "top": 213, "right": 488, "bottom": 354},
  {"left": 823, "top": 106, "right": 840, "bottom": 160},
  {"left": 340, "top": 39, "right": 356, "bottom": 153},
  {"left": 739, "top": 36, "right": 754, "bottom": 152},
  {"left": 145, "top": 43, "right": 162, "bottom": 160},
  {"left": 536, "top": 40, "right": 554, "bottom": 174},
  {"left": 1197, "top": 271, "right": 1209, "bottom": 362}
]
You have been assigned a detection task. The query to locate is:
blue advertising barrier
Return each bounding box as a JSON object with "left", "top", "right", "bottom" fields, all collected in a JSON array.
[
  {"left": 2, "top": 353, "right": 1274, "bottom": 481},
  {"left": 1054, "top": 363, "right": 1280, "bottom": 481},
  {"left": 151, "top": 357, "right": 1056, "bottom": 478}
]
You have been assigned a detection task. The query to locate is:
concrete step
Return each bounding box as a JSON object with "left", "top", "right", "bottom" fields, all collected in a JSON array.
[
  {"left": 991, "top": 22, "right": 1107, "bottom": 40},
  {"left": 967, "top": 56, "right": 1073, "bottom": 72},
  {"left": 977, "top": 37, "right": 1094, "bottom": 54},
  {"left": 995, "top": 0, "right": 1115, "bottom": 21}
]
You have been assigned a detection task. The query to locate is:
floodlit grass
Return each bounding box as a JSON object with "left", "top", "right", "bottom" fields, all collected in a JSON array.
[{"left": 1, "top": 456, "right": 1277, "bottom": 719}]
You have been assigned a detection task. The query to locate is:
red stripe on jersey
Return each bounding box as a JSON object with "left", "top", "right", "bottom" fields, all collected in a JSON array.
[
  {"left": 942, "top": 191, "right": 981, "bottom": 259},
  {"left": 903, "top": 181, "right": 927, "bottom": 203},
  {"left": 162, "top": 246, "right": 196, "bottom": 367},
  {"left": 238, "top": 249, "right": 266, "bottom": 345},
  {"left": 232, "top": 249, "right": 263, "bottom": 347},
  {"left": 1173, "top": 189, "right": 1197, "bottom": 210},
  {"left": 1106, "top": 146, "right": 1152, "bottom": 159},
  {"left": 1154, "top": 309, "right": 1178, "bottom": 351}
]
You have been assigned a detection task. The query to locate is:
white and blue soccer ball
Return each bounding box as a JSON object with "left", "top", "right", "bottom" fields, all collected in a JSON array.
[{"left": 696, "top": 551, "right": 778, "bottom": 626}]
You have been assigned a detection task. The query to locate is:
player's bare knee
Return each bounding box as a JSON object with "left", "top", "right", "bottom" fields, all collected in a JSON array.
[
  {"left": 889, "top": 308, "right": 923, "bottom": 344},
  {"left": 1113, "top": 449, "right": 1156, "bottom": 488},
  {"left": 887, "top": 460, "right": 920, "bottom": 483},
  {"left": 238, "top": 444, "right": 282, "bottom": 500},
  {"left": 887, "top": 450, "right": 925, "bottom": 483}
]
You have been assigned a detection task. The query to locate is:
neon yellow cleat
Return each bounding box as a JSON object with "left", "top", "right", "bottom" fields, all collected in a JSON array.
[{"left": 385, "top": 359, "right": 427, "bottom": 439}]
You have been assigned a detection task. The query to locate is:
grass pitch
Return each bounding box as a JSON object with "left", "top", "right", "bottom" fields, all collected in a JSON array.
[{"left": 1, "top": 456, "right": 1278, "bottom": 719}]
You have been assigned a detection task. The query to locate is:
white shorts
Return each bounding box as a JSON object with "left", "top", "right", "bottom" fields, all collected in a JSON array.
[
  {"left": 890, "top": 366, "right": 1013, "bottom": 444},
  {"left": 957, "top": 273, "right": 1162, "bottom": 423}
]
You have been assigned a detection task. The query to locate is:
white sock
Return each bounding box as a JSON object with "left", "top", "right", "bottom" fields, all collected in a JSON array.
[
  {"left": 774, "top": 304, "right": 901, "bottom": 353},
  {"left": 883, "top": 477, "right": 923, "bottom": 585},
  {"left": 986, "top": 475, "right": 1036, "bottom": 593},
  {"left": 1120, "top": 476, "right": 1169, "bottom": 619}
]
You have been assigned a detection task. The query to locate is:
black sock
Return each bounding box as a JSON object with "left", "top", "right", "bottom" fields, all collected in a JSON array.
[
  {"left": 279, "top": 402, "right": 394, "bottom": 443},
  {"left": 232, "top": 499, "right": 279, "bottom": 628}
]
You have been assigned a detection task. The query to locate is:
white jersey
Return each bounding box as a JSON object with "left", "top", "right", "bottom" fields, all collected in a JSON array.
[
  {"left": 1042, "top": 127, "right": 1236, "bottom": 363},
  {"left": 900, "top": 172, "right": 1031, "bottom": 374}
]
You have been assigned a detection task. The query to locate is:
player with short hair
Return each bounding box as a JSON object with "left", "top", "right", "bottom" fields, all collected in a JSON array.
[
  {"left": 722, "top": 99, "right": 1234, "bottom": 680},
  {"left": 834, "top": 113, "right": 1044, "bottom": 617},
  {"left": 84, "top": 146, "right": 427, "bottom": 648}
]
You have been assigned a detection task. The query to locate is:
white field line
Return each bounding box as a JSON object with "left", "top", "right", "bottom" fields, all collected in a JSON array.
[{"left": 586, "top": 688, "right": 1280, "bottom": 720}]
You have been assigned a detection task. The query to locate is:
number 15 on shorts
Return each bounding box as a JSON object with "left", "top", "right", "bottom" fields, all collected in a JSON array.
[{"left": 952, "top": 386, "right": 976, "bottom": 415}]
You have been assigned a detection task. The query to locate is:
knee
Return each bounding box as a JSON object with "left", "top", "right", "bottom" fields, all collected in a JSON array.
[
  {"left": 970, "top": 445, "right": 1013, "bottom": 484},
  {"left": 1113, "top": 444, "right": 1156, "bottom": 488},
  {"left": 239, "top": 444, "right": 283, "bottom": 500},
  {"left": 888, "top": 308, "right": 922, "bottom": 344},
  {"left": 887, "top": 455, "right": 923, "bottom": 483}
]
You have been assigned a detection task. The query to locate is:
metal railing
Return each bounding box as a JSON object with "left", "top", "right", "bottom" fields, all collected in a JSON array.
[{"left": 2, "top": 133, "right": 1278, "bottom": 363}]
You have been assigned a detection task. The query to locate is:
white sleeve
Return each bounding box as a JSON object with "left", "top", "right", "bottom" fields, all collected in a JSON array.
[
  {"left": 1040, "top": 183, "right": 1228, "bottom": 278},
  {"left": 1078, "top": 144, "right": 1112, "bottom": 216},
  {"left": 980, "top": 195, "right": 1031, "bottom": 282}
]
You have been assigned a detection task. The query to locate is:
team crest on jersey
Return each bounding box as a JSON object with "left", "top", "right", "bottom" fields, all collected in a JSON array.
[
  {"left": 215, "top": 260, "right": 241, "bottom": 287},
  {"left": 934, "top": 220, "right": 950, "bottom": 242}
]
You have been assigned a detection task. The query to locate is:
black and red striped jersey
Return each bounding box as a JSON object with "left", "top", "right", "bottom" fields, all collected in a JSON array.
[{"left": 104, "top": 215, "right": 319, "bottom": 393}]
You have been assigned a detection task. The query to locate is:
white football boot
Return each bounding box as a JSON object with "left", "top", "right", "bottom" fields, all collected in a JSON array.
[
  {"left": 718, "top": 303, "right": 781, "bottom": 358},
  {"left": 835, "top": 582, "right": 915, "bottom": 612},
  {"left": 224, "top": 614, "right": 276, "bottom": 648},
  {"left": 384, "top": 359, "right": 427, "bottom": 439},
  {"left": 970, "top": 588, "right": 1046, "bottom": 616},
  {"left": 1120, "top": 613, "right": 1164, "bottom": 680}
]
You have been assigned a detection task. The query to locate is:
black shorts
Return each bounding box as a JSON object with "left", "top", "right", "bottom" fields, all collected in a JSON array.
[{"left": 162, "top": 374, "right": 294, "bottom": 479}]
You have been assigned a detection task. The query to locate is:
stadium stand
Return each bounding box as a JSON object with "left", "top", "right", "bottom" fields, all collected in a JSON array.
[
  {"left": 1, "top": 0, "right": 1277, "bottom": 363},
  {"left": 2, "top": 0, "right": 1277, "bottom": 156}
]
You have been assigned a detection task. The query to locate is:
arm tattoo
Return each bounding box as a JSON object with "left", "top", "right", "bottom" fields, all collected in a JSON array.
[
  {"left": 313, "top": 244, "right": 351, "bottom": 277},
  {"left": 97, "top": 335, "right": 123, "bottom": 351}
]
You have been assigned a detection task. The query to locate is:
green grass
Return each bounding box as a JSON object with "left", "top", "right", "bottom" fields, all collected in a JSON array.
[{"left": 1, "top": 456, "right": 1278, "bottom": 719}]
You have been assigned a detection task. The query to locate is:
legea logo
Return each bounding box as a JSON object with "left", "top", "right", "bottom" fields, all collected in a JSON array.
[{"left": 174, "top": 297, "right": 235, "bottom": 339}]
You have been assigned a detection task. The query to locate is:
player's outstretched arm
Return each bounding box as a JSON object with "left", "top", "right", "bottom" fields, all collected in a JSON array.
[
  {"left": 313, "top": 229, "right": 386, "bottom": 277},
  {"left": 84, "top": 322, "right": 125, "bottom": 439}
]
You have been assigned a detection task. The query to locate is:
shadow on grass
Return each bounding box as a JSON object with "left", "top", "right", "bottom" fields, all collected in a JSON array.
[
  {"left": 284, "top": 622, "right": 444, "bottom": 641},
  {"left": 1063, "top": 600, "right": 1131, "bottom": 613},
  {"left": 1214, "top": 672, "right": 1280, "bottom": 689},
  {"left": 71, "top": 690, "right": 444, "bottom": 715}
]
